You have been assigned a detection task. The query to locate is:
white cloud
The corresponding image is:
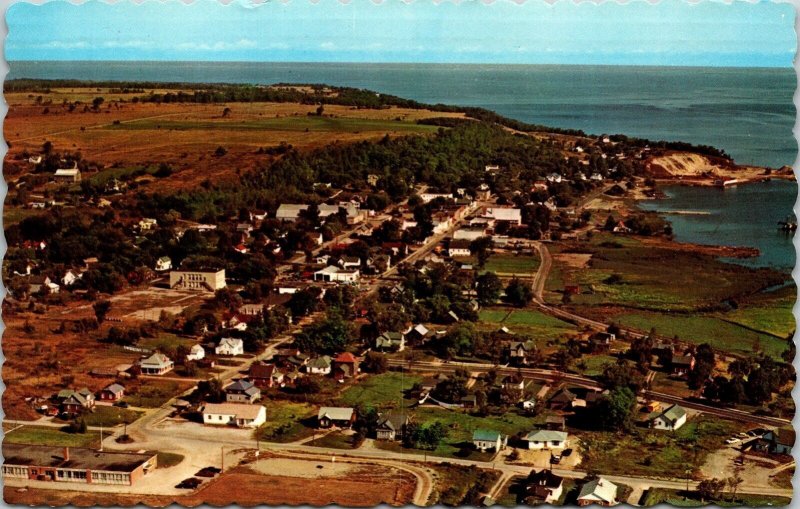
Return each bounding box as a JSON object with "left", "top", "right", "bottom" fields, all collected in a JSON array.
[
  {"left": 319, "top": 41, "right": 336, "bottom": 50},
  {"left": 36, "top": 40, "right": 90, "bottom": 49},
  {"left": 175, "top": 39, "right": 258, "bottom": 52}
]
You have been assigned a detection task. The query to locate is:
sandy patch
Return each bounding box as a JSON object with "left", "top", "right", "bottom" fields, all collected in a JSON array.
[
  {"left": 249, "top": 457, "right": 359, "bottom": 479},
  {"left": 553, "top": 253, "right": 592, "bottom": 269}
]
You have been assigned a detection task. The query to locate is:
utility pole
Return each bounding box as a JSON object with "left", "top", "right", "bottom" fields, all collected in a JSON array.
[{"left": 221, "top": 446, "right": 224, "bottom": 471}]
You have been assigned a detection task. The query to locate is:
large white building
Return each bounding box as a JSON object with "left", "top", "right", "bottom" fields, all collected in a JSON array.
[
  {"left": 484, "top": 207, "right": 522, "bottom": 225},
  {"left": 202, "top": 403, "right": 266, "bottom": 428},
  {"left": 313, "top": 266, "right": 360, "bottom": 283},
  {"left": 169, "top": 269, "right": 226, "bottom": 291}
]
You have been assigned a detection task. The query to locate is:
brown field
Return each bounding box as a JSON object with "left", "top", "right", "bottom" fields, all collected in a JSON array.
[
  {"left": 5, "top": 90, "right": 464, "bottom": 191},
  {"left": 4, "top": 464, "right": 417, "bottom": 507}
]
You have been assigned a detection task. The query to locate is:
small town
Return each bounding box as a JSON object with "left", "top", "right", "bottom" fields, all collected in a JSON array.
[{"left": 2, "top": 3, "right": 797, "bottom": 507}]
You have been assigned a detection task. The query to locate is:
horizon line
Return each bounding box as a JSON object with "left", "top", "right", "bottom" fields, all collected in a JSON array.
[{"left": 7, "top": 59, "right": 795, "bottom": 71}]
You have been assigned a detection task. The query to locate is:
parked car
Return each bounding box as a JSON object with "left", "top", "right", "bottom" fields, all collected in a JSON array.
[
  {"left": 550, "top": 454, "right": 561, "bottom": 464},
  {"left": 725, "top": 437, "right": 741, "bottom": 445},
  {"left": 562, "top": 448, "right": 573, "bottom": 457},
  {"left": 113, "top": 401, "right": 129, "bottom": 408},
  {"left": 176, "top": 478, "right": 202, "bottom": 489}
]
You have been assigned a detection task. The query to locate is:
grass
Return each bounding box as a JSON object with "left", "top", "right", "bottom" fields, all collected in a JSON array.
[
  {"left": 88, "top": 164, "right": 159, "bottom": 186},
  {"left": 256, "top": 401, "right": 316, "bottom": 443},
  {"left": 428, "top": 464, "right": 501, "bottom": 506},
  {"left": 576, "top": 415, "right": 743, "bottom": 479},
  {"left": 3, "top": 207, "right": 44, "bottom": 226},
  {"left": 724, "top": 287, "right": 795, "bottom": 338},
  {"left": 478, "top": 308, "right": 577, "bottom": 340},
  {"left": 339, "top": 371, "right": 422, "bottom": 410},
  {"left": 307, "top": 432, "right": 359, "bottom": 449},
  {"left": 125, "top": 380, "right": 185, "bottom": 408},
  {"left": 3, "top": 425, "right": 100, "bottom": 448},
  {"left": 576, "top": 354, "right": 618, "bottom": 376},
  {"left": 156, "top": 451, "right": 185, "bottom": 468},
  {"left": 107, "top": 116, "right": 439, "bottom": 134},
  {"left": 138, "top": 333, "right": 197, "bottom": 353},
  {"left": 642, "top": 488, "right": 791, "bottom": 507},
  {"left": 377, "top": 406, "right": 532, "bottom": 460},
  {"left": 82, "top": 406, "right": 144, "bottom": 427},
  {"left": 615, "top": 311, "right": 787, "bottom": 358}
]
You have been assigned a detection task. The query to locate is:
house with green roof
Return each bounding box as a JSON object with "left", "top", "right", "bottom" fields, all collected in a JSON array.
[
  {"left": 472, "top": 429, "right": 507, "bottom": 452},
  {"left": 648, "top": 403, "right": 687, "bottom": 431}
]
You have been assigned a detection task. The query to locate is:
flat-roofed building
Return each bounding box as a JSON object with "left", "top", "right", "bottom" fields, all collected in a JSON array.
[
  {"left": 202, "top": 403, "right": 267, "bottom": 428},
  {"left": 54, "top": 168, "right": 81, "bottom": 183},
  {"left": 2, "top": 444, "right": 157, "bottom": 486},
  {"left": 170, "top": 269, "right": 226, "bottom": 291}
]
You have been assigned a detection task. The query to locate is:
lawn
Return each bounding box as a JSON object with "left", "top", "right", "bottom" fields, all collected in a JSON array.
[
  {"left": 107, "top": 116, "right": 438, "bottom": 134},
  {"left": 82, "top": 406, "right": 144, "bottom": 427},
  {"left": 3, "top": 425, "right": 100, "bottom": 448},
  {"left": 427, "top": 464, "right": 501, "bottom": 506},
  {"left": 88, "top": 164, "right": 159, "bottom": 186},
  {"left": 576, "top": 354, "right": 618, "bottom": 376},
  {"left": 642, "top": 488, "right": 791, "bottom": 507},
  {"left": 455, "top": 254, "right": 539, "bottom": 276},
  {"left": 723, "top": 287, "right": 795, "bottom": 338},
  {"left": 478, "top": 308, "right": 577, "bottom": 340},
  {"left": 307, "top": 431, "right": 359, "bottom": 450},
  {"left": 339, "top": 371, "right": 422, "bottom": 410},
  {"left": 256, "top": 401, "right": 316, "bottom": 443},
  {"left": 576, "top": 415, "right": 744, "bottom": 479},
  {"left": 156, "top": 451, "right": 185, "bottom": 468},
  {"left": 614, "top": 311, "right": 787, "bottom": 358},
  {"left": 138, "top": 333, "right": 198, "bottom": 353},
  {"left": 125, "top": 380, "right": 188, "bottom": 408}
]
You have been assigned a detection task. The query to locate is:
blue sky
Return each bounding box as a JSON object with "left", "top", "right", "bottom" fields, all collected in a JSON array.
[{"left": 5, "top": 0, "right": 797, "bottom": 67}]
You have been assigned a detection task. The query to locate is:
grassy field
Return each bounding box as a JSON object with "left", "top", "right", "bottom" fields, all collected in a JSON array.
[
  {"left": 478, "top": 308, "right": 577, "bottom": 340},
  {"left": 615, "top": 311, "right": 787, "bottom": 358},
  {"left": 137, "top": 333, "right": 198, "bottom": 353},
  {"left": 124, "top": 380, "right": 187, "bottom": 408},
  {"left": 576, "top": 415, "right": 743, "bottom": 479},
  {"left": 256, "top": 401, "right": 316, "bottom": 443},
  {"left": 427, "top": 464, "right": 501, "bottom": 506},
  {"left": 82, "top": 406, "right": 144, "bottom": 427},
  {"left": 642, "top": 488, "right": 791, "bottom": 507},
  {"left": 724, "top": 287, "right": 795, "bottom": 338},
  {"left": 455, "top": 253, "right": 539, "bottom": 276},
  {"left": 3, "top": 207, "right": 44, "bottom": 226},
  {"left": 554, "top": 234, "right": 786, "bottom": 312},
  {"left": 107, "top": 116, "right": 439, "bottom": 134},
  {"left": 307, "top": 431, "right": 359, "bottom": 449},
  {"left": 3, "top": 425, "right": 101, "bottom": 448},
  {"left": 339, "top": 372, "right": 421, "bottom": 410}
]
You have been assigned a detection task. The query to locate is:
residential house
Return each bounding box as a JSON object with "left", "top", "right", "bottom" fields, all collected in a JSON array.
[
  {"left": 313, "top": 266, "right": 360, "bottom": 284},
  {"left": 317, "top": 407, "right": 356, "bottom": 428},
  {"left": 338, "top": 256, "right": 361, "bottom": 270},
  {"left": 524, "top": 470, "right": 564, "bottom": 505},
  {"left": 453, "top": 227, "right": 487, "bottom": 241},
  {"left": 60, "top": 270, "right": 81, "bottom": 287},
  {"left": 754, "top": 427, "right": 795, "bottom": 455},
  {"left": 224, "top": 379, "right": 261, "bottom": 404},
  {"left": 649, "top": 404, "right": 687, "bottom": 431},
  {"left": 506, "top": 341, "right": 535, "bottom": 366},
  {"left": 186, "top": 344, "right": 205, "bottom": 362},
  {"left": 613, "top": 221, "right": 632, "bottom": 234},
  {"left": 169, "top": 269, "right": 226, "bottom": 291},
  {"left": 249, "top": 363, "right": 283, "bottom": 388},
  {"left": 545, "top": 415, "right": 567, "bottom": 431},
  {"left": 472, "top": 429, "right": 506, "bottom": 452},
  {"left": 54, "top": 168, "right": 81, "bottom": 183},
  {"left": 138, "top": 218, "right": 157, "bottom": 231},
  {"left": 202, "top": 403, "right": 266, "bottom": 428},
  {"left": 138, "top": 353, "right": 174, "bottom": 375},
  {"left": 215, "top": 338, "right": 244, "bottom": 356},
  {"left": 375, "top": 332, "right": 405, "bottom": 352},
  {"left": 29, "top": 276, "right": 60, "bottom": 295},
  {"left": 670, "top": 354, "right": 695, "bottom": 377},
  {"left": 98, "top": 383, "right": 125, "bottom": 402},
  {"left": 547, "top": 387, "right": 577, "bottom": 410},
  {"left": 333, "top": 352, "right": 360, "bottom": 381},
  {"left": 155, "top": 257, "right": 172, "bottom": 272},
  {"left": 367, "top": 253, "right": 391, "bottom": 273},
  {"left": 501, "top": 374, "right": 525, "bottom": 391},
  {"left": 589, "top": 332, "right": 615, "bottom": 352},
  {"left": 448, "top": 239, "right": 472, "bottom": 258},
  {"left": 524, "top": 429, "right": 568, "bottom": 450},
  {"left": 58, "top": 389, "right": 95, "bottom": 416},
  {"left": 28, "top": 155, "right": 42, "bottom": 164},
  {"left": 404, "top": 324, "right": 430, "bottom": 344},
  {"left": 376, "top": 411, "right": 409, "bottom": 441},
  {"left": 577, "top": 477, "right": 618, "bottom": 507},
  {"left": 306, "top": 356, "right": 332, "bottom": 375}
]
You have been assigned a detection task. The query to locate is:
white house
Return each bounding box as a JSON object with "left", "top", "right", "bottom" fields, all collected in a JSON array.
[
  {"left": 138, "top": 218, "right": 157, "bottom": 231},
  {"left": 155, "top": 256, "right": 172, "bottom": 272},
  {"left": 61, "top": 270, "right": 81, "bottom": 287},
  {"left": 453, "top": 227, "right": 487, "bottom": 241},
  {"left": 139, "top": 353, "right": 174, "bottom": 375},
  {"left": 276, "top": 204, "right": 309, "bottom": 222},
  {"left": 313, "top": 266, "right": 360, "bottom": 283},
  {"left": 649, "top": 404, "right": 687, "bottom": 431},
  {"left": 203, "top": 403, "right": 266, "bottom": 428},
  {"left": 472, "top": 429, "right": 507, "bottom": 452},
  {"left": 524, "top": 430, "right": 568, "bottom": 450},
  {"left": 215, "top": 338, "right": 244, "bottom": 356},
  {"left": 448, "top": 239, "right": 472, "bottom": 257},
  {"left": 186, "top": 344, "right": 205, "bottom": 362},
  {"left": 307, "top": 355, "right": 332, "bottom": 375},
  {"left": 577, "top": 477, "right": 618, "bottom": 507},
  {"left": 54, "top": 168, "right": 81, "bottom": 183}
]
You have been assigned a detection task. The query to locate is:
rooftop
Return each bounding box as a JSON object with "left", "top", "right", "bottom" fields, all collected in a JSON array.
[
  {"left": 203, "top": 403, "right": 265, "bottom": 420},
  {"left": 4, "top": 443, "right": 155, "bottom": 473}
]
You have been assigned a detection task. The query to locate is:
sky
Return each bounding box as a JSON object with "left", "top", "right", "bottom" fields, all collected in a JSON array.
[{"left": 5, "top": 0, "right": 797, "bottom": 67}]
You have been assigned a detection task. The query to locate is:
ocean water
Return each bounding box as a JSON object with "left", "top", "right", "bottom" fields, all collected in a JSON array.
[
  {"left": 639, "top": 179, "right": 796, "bottom": 270},
  {"left": 7, "top": 61, "right": 797, "bottom": 169}
]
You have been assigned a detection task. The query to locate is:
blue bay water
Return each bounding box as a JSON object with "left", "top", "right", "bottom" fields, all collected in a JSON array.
[
  {"left": 639, "top": 180, "right": 796, "bottom": 270},
  {"left": 7, "top": 61, "right": 797, "bottom": 168}
]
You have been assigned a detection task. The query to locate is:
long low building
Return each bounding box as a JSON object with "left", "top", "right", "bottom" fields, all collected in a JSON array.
[
  {"left": 3, "top": 444, "right": 157, "bottom": 486},
  {"left": 203, "top": 402, "right": 267, "bottom": 428}
]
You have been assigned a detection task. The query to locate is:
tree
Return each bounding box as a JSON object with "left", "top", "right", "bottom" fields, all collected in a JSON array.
[
  {"left": 222, "top": 107, "right": 232, "bottom": 117},
  {"left": 42, "top": 140, "right": 53, "bottom": 154},
  {"left": 470, "top": 236, "right": 494, "bottom": 268},
  {"left": 362, "top": 352, "right": 388, "bottom": 374},
  {"left": 600, "top": 361, "right": 646, "bottom": 392},
  {"left": 296, "top": 309, "right": 353, "bottom": 354},
  {"left": 316, "top": 104, "right": 325, "bottom": 116},
  {"left": 595, "top": 386, "right": 636, "bottom": 431},
  {"left": 696, "top": 478, "right": 725, "bottom": 502},
  {"left": 688, "top": 343, "right": 715, "bottom": 390},
  {"left": 505, "top": 277, "right": 534, "bottom": 307},
  {"left": 91, "top": 97, "right": 105, "bottom": 111},
  {"left": 476, "top": 272, "right": 502, "bottom": 306},
  {"left": 93, "top": 299, "right": 112, "bottom": 324}
]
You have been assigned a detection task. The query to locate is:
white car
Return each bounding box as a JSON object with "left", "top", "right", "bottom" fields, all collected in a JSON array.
[{"left": 725, "top": 437, "right": 741, "bottom": 445}]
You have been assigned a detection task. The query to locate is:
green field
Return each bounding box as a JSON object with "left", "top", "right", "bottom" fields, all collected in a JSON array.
[
  {"left": 615, "top": 311, "right": 787, "bottom": 358},
  {"left": 125, "top": 381, "right": 185, "bottom": 408},
  {"left": 138, "top": 334, "right": 198, "bottom": 353},
  {"left": 107, "top": 116, "right": 438, "bottom": 134},
  {"left": 256, "top": 401, "right": 317, "bottom": 443},
  {"left": 478, "top": 308, "right": 577, "bottom": 340},
  {"left": 3, "top": 207, "right": 44, "bottom": 226},
  {"left": 553, "top": 234, "right": 786, "bottom": 312},
  {"left": 456, "top": 254, "right": 539, "bottom": 276},
  {"left": 307, "top": 431, "right": 359, "bottom": 449},
  {"left": 88, "top": 165, "right": 159, "bottom": 186},
  {"left": 339, "top": 371, "right": 421, "bottom": 410},
  {"left": 4, "top": 425, "right": 101, "bottom": 448},
  {"left": 724, "top": 288, "right": 795, "bottom": 338},
  {"left": 82, "top": 406, "right": 144, "bottom": 427},
  {"left": 642, "top": 488, "right": 791, "bottom": 507},
  {"left": 577, "top": 415, "right": 743, "bottom": 479}
]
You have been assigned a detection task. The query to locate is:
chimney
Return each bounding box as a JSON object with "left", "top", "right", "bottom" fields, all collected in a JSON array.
[{"left": 63, "top": 447, "right": 69, "bottom": 461}]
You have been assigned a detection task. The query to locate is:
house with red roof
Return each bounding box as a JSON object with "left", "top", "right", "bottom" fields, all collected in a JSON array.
[{"left": 333, "top": 352, "right": 360, "bottom": 381}]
